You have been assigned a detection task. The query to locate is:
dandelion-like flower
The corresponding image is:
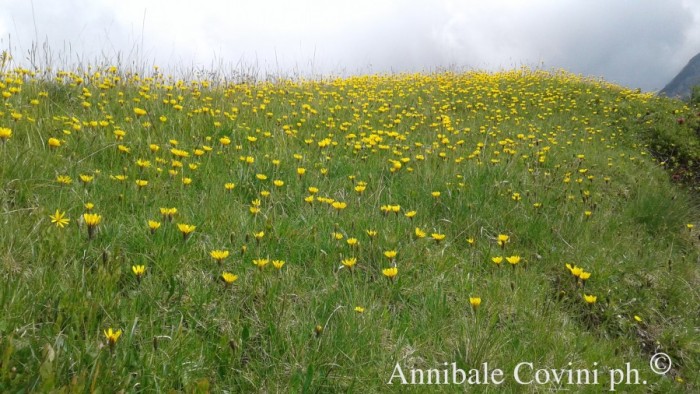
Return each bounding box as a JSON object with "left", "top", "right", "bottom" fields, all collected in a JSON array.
[
  {"left": 272, "top": 260, "right": 285, "bottom": 270},
  {"left": 506, "top": 255, "right": 521, "bottom": 266},
  {"left": 132, "top": 265, "right": 146, "bottom": 281},
  {"left": 48, "top": 137, "right": 61, "bottom": 148},
  {"left": 583, "top": 294, "right": 597, "bottom": 304},
  {"left": 0, "top": 127, "right": 11, "bottom": 143},
  {"left": 431, "top": 233, "right": 446, "bottom": 243},
  {"left": 566, "top": 263, "right": 583, "bottom": 278},
  {"left": 497, "top": 234, "right": 510, "bottom": 248},
  {"left": 221, "top": 272, "right": 238, "bottom": 285},
  {"left": 469, "top": 297, "right": 482, "bottom": 309},
  {"left": 147, "top": 220, "right": 161, "bottom": 234},
  {"left": 341, "top": 257, "right": 357, "bottom": 269},
  {"left": 253, "top": 258, "right": 269, "bottom": 269},
  {"left": 83, "top": 213, "right": 102, "bottom": 239},
  {"left": 104, "top": 328, "right": 122, "bottom": 351},
  {"left": 382, "top": 267, "right": 398, "bottom": 280},
  {"left": 332, "top": 201, "right": 347, "bottom": 211},
  {"left": 50, "top": 209, "right": 70, "bottom": 228},
  {"left": 177, "top": 223, "right": 196, "bottom": 240},
  {"left": 210, "top": 250, "right": 230, "bottom": 263},
  {"left": 56, "top": 175, "right": 72, "bottom": 185}
]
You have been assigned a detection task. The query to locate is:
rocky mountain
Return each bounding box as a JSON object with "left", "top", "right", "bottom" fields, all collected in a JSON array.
[{"left": 660, "top": 52, "right": 700, "bottom": 100}]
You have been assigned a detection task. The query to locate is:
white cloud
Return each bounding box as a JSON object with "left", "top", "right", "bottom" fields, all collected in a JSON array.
[{"left": 1, "top": 0, "right": 699, "bottom": 90}]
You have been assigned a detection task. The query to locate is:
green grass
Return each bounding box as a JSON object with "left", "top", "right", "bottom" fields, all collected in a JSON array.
[{"left": 0, "top": 67, "right": 699, "bottom": 392}]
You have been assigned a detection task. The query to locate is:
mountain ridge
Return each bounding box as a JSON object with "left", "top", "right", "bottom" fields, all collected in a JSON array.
[{"left": 659, "top": 52, "right": 700, "bottom": 99}]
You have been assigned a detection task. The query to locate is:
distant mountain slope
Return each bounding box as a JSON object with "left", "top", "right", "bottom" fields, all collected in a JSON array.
[{"left": 660, "top": 52, "right": 700, "bottom": 99}]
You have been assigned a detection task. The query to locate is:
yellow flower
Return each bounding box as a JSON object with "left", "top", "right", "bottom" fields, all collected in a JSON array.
[
  {"left": 415, "top": 227, "right": 426, "bottom": 238},
  {"left": 177, "top": 223, "right": 196, "bottom": 239},
  {"left": 253, "top": 258, "right": 269, "bottom": 269},
  {"left": 366, "top": 229, "right": 378, "bottom": 238},
  {"left": 79, "top": 174, "right": 94, "bottom": 184},
  {"left": 103, "top": 328, "right": 122, "bottom": 347},
  {"left": 506, "top": 255, "right": 521, "bottom": 266},
  {"left": 272, "top": 260, "right": 285, "bottom": 270},
  {"left": 0, "top": 127, "right": 11, "bottom": 142},
  {"left": 341, "top": 257, "right": 357, "bottom": 269},
  {"left": 253, "top": 231, "right": 265, "bottom": 241},
  {"left": 255, "top": 173, "right": 267, "bottom": 181},
  {"left": 273, "top": 180, "right": 284, "bottom": 187},
  {"left": 82, "top": 212, "right": 101, "bottom": 225},
  {"left": 308, "top": 186, "right": 319, "bottom": 194},
  {"left": 133, "top": 107, "right": 147, "bottom": 116},
  {"left": 566, "top": 263, "right": 583, "bottom": 278},
  {"left": 332, "top": 201, "right": 347, "bottom": 211},
  {"left": 147, "top": 220, "right": 161, "bottom": 233},
  {"left": 431, "top": 233, "right": 446, "bottom": 242},
  {"left": 497, "top": 234, "right": 509, "bottom": 247},
  {"left": 382, "top": 266, "right": 398, "bottom": 279},
  {"left": 469, "top": 297, "right": 482, "bottom": 309},
  {"left": 511, "top": 192, "right": 521, "bottom": 201},
  {"left": 224, "top": 182, "right": 236, "bottom": 191},
  {"left": 220, "top": 136, "right": 231, "bottom": 145},
  {"left": 56, "top": 175, "right": 72, "bottom": 185},
  {"left": 332, "top": 232, "right": 344, "bottom": 240},
  {"left": 354, "top": 184, "right": 366, "bottom": 193},
  {"left": 686, "top": 223, "right": 694, "bottom": 231},
  {"left": 297, "top": 167, "right": 306, "bottom": 176},
  {"left": 135, "top": 179, "right": 148, "bottom": 188},
  {"left": 132, "top": 265, "right": 146, "bottom": 278},
  {"left": 583, "top": 294, "right": 597, "bottom": 304},
  {"left": 210, "top": 250, "right": 230, "bottom": 262},
  {"left": 634, "top": 315, "right": 642, "bottom": 322},
  {"left": 491, "top": 256, "right": 503, "bottom": 265},
  {"left": 160, "top": 207, "right": 177, "bottom": 222},
  {"left": 466, "top": 237, "right": 476, "bottom": 246},
  {"left": 354, "top": 306, "right": 365, "bottom": 313},
  {"left": 48, "top": 137, "right": 61, "bottom": 148},
  {"left": 50, "top": 209, "right": 70, "bottom": 228},
  {"left": 346, "top": 238, "right": 358, "bottom": 247},
  {"left": 84, "top": 202, "right": 94, "bottom": 211},
  {"left": 579, "top": 271, "right": 591, "bottom": 281},
  {"left": 384, "top": 250, "right": 397, "bottom": 260},
  {"left": 221, "top": 272, "right": 238, "bottom": 284}
]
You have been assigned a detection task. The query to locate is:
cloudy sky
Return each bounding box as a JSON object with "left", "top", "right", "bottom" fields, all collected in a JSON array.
[{"left": 1, "top": 0, "right": 699, "bottom": 91}]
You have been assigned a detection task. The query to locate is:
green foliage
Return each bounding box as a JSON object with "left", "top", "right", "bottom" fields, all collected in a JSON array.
[
  {"left": 691, "top": 84, "right": 700, "bottom": 106},
  {"left": 0, "top": 67, "right": 698, "bottom": 392}
]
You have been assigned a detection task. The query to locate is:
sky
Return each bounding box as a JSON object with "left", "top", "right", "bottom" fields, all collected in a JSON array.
[{"left": 1, "top": 0, "right": 699, "bottom": 91}]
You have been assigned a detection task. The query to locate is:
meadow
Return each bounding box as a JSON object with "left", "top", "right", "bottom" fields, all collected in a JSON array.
[{"left": 0, "top": 61, "right": 699, "bottom": 392}]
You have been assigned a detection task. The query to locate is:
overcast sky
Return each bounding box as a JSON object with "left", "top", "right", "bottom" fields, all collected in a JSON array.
[{"left": 1, "top": 0, "right": 699, "bottom": 91}]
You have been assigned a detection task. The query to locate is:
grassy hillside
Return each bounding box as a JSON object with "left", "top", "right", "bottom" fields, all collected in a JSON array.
[{"left": 0, "top": 66, "right": 698, "bottom": 392}]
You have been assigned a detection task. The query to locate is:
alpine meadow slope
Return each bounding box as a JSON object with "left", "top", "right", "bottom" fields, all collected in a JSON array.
[{"left": 0, "top": 63, "right": 699, "bottom": 392}]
